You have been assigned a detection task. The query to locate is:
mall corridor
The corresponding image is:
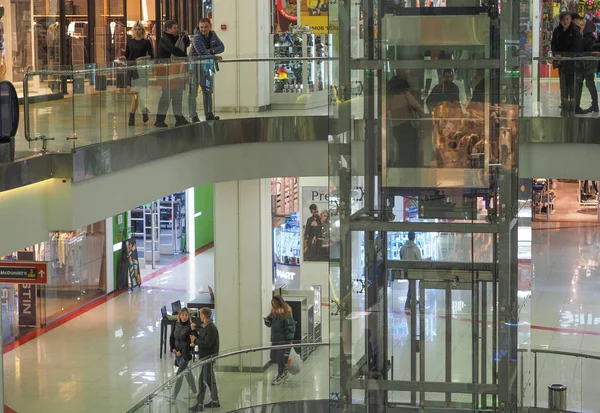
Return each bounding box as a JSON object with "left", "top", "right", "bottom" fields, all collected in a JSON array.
[{"left": 0, "top": 224, "right": 598, "bottom": 412}]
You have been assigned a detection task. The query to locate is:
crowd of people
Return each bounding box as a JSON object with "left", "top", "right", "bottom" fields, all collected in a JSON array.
[
  {"left": 551, "top": 11, "right": 600, "bottom": 116},
  {"left": 120, "top": 17, "right": 225, "bottom": 127}
]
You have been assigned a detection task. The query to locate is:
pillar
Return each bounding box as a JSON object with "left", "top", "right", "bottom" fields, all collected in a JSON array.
[
  {"left": 214, "top": 179, "right": 273, "bottom": 370},
  {"left": 212, "top": 0, "right": 271, "bottom": 112}
]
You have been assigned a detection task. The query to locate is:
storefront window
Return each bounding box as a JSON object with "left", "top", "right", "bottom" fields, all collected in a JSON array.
[{"left": 0, "top": 220, "right": 107, "bottom": 344}]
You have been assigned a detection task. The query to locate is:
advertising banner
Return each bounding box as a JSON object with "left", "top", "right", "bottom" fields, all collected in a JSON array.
[
  {"left": 274, "top": 0, "right": 298, "bottom": 32},
  {"left": 301, "top": 186, "right": 330, "bottom": 262},
  {"left": 300, "top": 0, "right": 329, "bottom": 34},
  {"left": 18, "top": 284, "right": 36, "bottom": 327},
  {"left": 118, "top": 239, "right": 141, "bottom": 290}
]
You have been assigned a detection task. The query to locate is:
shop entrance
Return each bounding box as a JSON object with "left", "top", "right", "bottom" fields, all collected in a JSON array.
[
  {"left": 533, "top": 179, "right": 599, "bottom": 223},
  {"left": 129, "top": 191, "right": 188, "bottom": 269}
]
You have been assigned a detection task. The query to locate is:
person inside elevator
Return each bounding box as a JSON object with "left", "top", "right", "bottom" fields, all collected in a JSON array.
[
  {"left": 426, "top": 69, "right": 460, "bottom": 114},
  {"left": 120, "top": 21, "right": 154, "bottom": 126},
  {"left": 169, "top": 307, "right": 197, "bottom": 400},
  {"left": 551, "top": 11, "right": 583, "bottom": 116},
  {"left": 155, "top": 20, "right": 190, "bottom": 128},
  {"left": 190, "top": 18, "right": 225, "bottom": 122},
  {"left": 402, "top": 232, "right": 422, "bottom": 310},
  {"left": 573, "top": 13, "right": 599, "bottom": 113},
  {"left": 189, "top": 307, "right": 220, "bottom": 412},
  {"left": 386, "top": 72, "right": 423, "bottom": 168},
  {"left": 264, "top": 296, "right": 296, "bottom": 385}
]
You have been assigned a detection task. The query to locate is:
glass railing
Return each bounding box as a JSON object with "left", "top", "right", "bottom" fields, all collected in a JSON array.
[
  {"left": 125, "top": 342, "right": 330, "bottom": 413},
  {"left": 19, "top": 56, "right": 332, "bottom": 158},
  {"left": 522, "top": 56, "right": 600, "bottom": 118},
  {"left": 520, "top": 346, "right": 600, "bottom": 412}
]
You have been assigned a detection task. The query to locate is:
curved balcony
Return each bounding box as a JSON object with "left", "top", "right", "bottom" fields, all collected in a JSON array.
[{"left": 125, "top": 342, "right": 596, "bottom": 413}]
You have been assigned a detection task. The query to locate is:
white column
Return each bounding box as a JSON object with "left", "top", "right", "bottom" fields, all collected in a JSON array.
[
  {"left": 212, "top": 0, "right": 271, "bottom": 112},
  {"left": 214, "top": 179, "right": 273, "bottom": 369}
]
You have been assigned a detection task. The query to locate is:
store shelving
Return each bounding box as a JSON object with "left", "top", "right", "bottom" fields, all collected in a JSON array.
[{"left": 271, "top": 32, "right": 330, "bottom": 109}]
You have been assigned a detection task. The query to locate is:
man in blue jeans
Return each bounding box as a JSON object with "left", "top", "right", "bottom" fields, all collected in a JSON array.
[{"left": 189, "top": 18, "right": 225, "bottom": 122}]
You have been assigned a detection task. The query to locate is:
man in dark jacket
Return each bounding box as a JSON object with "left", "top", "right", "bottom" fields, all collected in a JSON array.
[
  {"left": 189, "top": 18, "right": 225, "bottom": 122},
  {"left": 574, "top": 14, "right": 599, "bottom": 113},
  {"left": 189, "top": 307, "right": 220, "bottom": 412},
  {"left": 155, "top": 20, "right": 190, "bottom": 128},
  {"left": 551, "top": 12, "right": 584, "bottom": 115},
  {"left": 426, "top": 69, "right": 461, "bottom": 113}
]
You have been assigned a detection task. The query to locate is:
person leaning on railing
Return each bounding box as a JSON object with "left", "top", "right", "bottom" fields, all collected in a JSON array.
[
  {"left": 154, "top": 20, "right": 190, "bottom": 128},
  {"left": 120, "top": 21, "right": 154, "bottom": 126},
  {"left": 189, "top": 17, "right": 224, "bottom": 122}
]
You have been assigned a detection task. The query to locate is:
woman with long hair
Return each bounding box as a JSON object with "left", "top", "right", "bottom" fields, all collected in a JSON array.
[
  {"left": 120, "top": 21, "right": 154, "bottom": 125},
  {"left": 169, "top": 307, "right": 198, "bottom": 399},
  {"left": 264, "top": 295, "right": 296, "bottom": 385}
]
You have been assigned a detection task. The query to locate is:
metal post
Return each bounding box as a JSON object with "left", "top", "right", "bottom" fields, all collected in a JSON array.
[
  {"left": 445, "top": 284, "right": 452, "bottom": 405},
  {"left": 419, "top": 280, "right": 425, "bottom": 403},
  {"left": 481, "top": 281, "right": 488, "bottom": 409},
  {"left": 472, "top": 275, "right": 480, "bottom": 409},
  {"left": 410, "top": 278, "right": 417, "bottom": 406},
  {"left": 151, "top": 201, "right": 157, "bottom": 270},
  {"left": 534, "top": 352, "right": 538, "bottom": 407}
]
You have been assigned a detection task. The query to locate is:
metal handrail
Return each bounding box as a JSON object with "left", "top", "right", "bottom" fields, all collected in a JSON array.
[
  {"left": 125, "top": 341, "right": 329, "bottom": 413},
  {"left": 524, "top": 347, "right": 600, "bottom": 408},
  {"left": 22, "top": 56, "right": 332, "bottom": 143}
]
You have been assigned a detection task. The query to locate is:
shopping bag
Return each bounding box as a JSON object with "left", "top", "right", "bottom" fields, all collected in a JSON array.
[{"left": 287, "top": 347, "right": 302, "bottom": 375}]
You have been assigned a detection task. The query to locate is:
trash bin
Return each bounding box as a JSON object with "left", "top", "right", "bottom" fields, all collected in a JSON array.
[{"left": 548, "top": 384, "right": 567, "bottom": 411}]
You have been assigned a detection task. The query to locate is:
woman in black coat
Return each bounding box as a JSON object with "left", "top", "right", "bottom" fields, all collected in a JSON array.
[
  {"left": 551, "top": 11, "right": 584, "bottom": 116},
  {"left": 264, "top": 296, "right": 296, "bottom": 385},
  {"left": 169, "top": 307, "right": 198, "bottom": 399}
]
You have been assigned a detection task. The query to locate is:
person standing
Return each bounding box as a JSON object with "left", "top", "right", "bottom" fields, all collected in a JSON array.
[
  {"left": 574, "top": 14, "right": 599, "bottom": 113},
  {"left": 401, "top": 232, "right": 422, "bottom": 310},
  {"left": 189, "top": 307, "right": 220, "bottom": 412},
  {"left": 551, "top": 11, "right": 584, "bottom": 116},
  {"left": 189, "top": 18, "right": 225, "bottom": 122},
  {"left": 120, "top": 21, "right": 154, "bottom": 126},
  {"left": 169, "top": 308, "right": 197, "bottom": 400},
  {"left": 155, "top": 20, "right": 190, "bottom": 128},
  {"left": 264, "top": 296, "right": 296, "bottom": 385}
]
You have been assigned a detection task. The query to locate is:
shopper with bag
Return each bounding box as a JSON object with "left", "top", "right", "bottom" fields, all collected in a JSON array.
[
  {"left": 189, "top": 307, "right": 220, "bottom": 412},
  {"left": 169, "top": 307, "right": 197, "bottom": 400},
  {"left": 189, "top": 18, "right": 224, "bottom": 122},
  {"left": 264, "top": 295, "right": 296, "bottom": 385},
  {"left": 154, "top": 20, "right": 190, "bottom": 128}
]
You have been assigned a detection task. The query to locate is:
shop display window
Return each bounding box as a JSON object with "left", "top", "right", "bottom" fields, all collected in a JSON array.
[
  {"left": 273, "top": 214, "right": 301, "bottom": 266},
  {"left": 0, "top": 220, "right": 107, "bottom": 344}
]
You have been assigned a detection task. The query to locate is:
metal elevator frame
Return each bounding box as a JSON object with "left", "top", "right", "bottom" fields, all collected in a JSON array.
[{"left": 329, "top": 0, "right": 521, "bottom": 412}]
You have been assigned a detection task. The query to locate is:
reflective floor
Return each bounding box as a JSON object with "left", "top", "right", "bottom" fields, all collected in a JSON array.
[{"left": 5, "top": 225, "right": 600, "bottom": 412}]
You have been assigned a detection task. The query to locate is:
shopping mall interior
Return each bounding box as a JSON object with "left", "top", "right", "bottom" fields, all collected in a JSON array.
[{"left": 2, "top": 0, "right": 600, "bottom": 412}]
